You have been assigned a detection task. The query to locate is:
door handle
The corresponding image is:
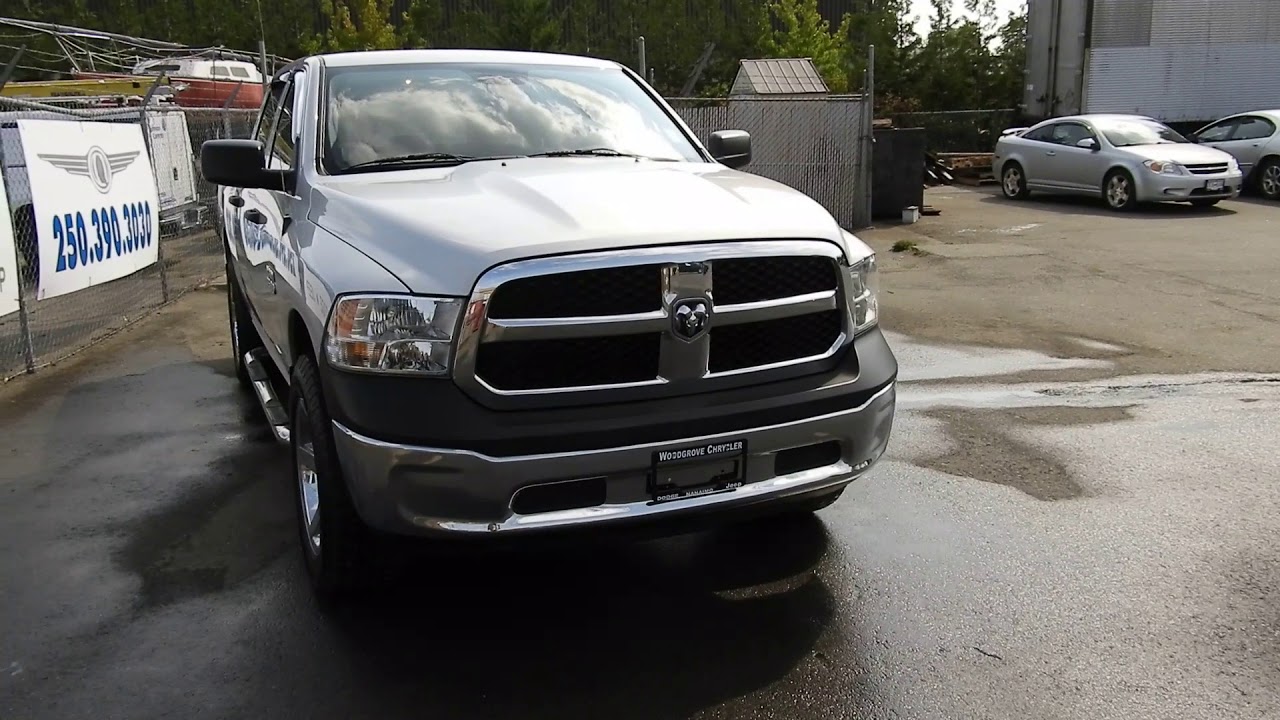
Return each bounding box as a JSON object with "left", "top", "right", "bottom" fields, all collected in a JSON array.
[
  {"left": 1045, "top": 151, "right": 1057, "bottom": 156},
  {"left": 228, "top": 195, "right": 245, "bottom": 208},
  {"left": 244, "top": 208, "right": 267, "bottom": 225}
]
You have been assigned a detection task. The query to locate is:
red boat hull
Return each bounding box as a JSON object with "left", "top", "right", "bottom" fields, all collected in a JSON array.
[{"left": 75, "top": 72, "right": 264, "bottom": 109}]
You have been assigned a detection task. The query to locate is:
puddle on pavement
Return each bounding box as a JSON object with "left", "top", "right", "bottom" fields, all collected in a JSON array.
[
  {"left": 885, "top": 331, "right": 1113, "bottom": 383},
  {"left": 916, "top": 407, "right": 1137, "bottom": 501},
  {"left": 889, "top": 331, "right": 1280, "bottom": 499}
]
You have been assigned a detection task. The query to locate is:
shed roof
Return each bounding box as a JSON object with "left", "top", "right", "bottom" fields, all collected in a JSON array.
[{"left": 732, "top": 58, "right": 829, "bottom": 95}]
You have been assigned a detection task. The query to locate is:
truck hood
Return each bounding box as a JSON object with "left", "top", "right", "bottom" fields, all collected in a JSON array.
[
  {"left": 1119, "top": 142, "right": 1235, "bottom": 164},
  {"left": 309, "top": 159, "right": 854, "bottom": 296}
]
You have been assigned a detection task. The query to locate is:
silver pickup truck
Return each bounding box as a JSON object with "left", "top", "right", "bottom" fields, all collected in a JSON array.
[{"left": 201, "top": 49, "right": 897, "bottom": 602}]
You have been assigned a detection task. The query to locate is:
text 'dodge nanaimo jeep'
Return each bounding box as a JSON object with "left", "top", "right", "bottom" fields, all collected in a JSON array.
[{"left": 200, "top": 49, "right": 897, "bottom": 600}]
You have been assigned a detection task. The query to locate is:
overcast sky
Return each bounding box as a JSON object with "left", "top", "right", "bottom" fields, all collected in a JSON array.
[{"left": 909, "top": 0, "right": 1028, "bottom": 35}]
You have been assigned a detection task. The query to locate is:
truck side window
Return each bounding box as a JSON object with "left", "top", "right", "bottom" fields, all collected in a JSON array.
[
  {"left": 254, "top": 83, "right": 285, "bottom": 148},
  {"left": 269, "top": 81, "right": 297, "bottom": 170}
]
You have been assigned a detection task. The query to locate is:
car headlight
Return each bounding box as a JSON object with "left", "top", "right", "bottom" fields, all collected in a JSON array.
[
  {"left": 1226, "top": 156, "right": 1240, "bottom": 173},
  {"left": 324, "top": 294, "right": 463, "bottom": 375},
  {"left": 846, "top": 254, "right": 879, "bottom": 335},
  {"left": 1144, "top": 160, "right": 1187, "bottom": 175}
]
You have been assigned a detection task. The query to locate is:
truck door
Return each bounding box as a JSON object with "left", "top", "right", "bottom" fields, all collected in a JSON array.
[
  {"left": 231, "top": 80, "right": 286, "bottom": 357},
  {"left": 238, "top": 71, "right": 305, "bottom": 369}
]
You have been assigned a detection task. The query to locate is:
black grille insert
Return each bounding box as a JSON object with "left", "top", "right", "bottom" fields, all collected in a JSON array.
[
  {"left": 712, "top": 256, "right": 839, "bottom": 306},
  {"left": 512, "top": 477, "right": 607, "bottom": 515},
  {"left": 775, "top": 441, "right": 843, "bottom": 476},
  {"left": 709, "top": 310, "right": 843, "bottom": 373},
  {"left": 487, "top": 265, "right": 663, "bottom": 319},
  {"left": 476, "top": 334, "right": 661, "bottom": 391}
]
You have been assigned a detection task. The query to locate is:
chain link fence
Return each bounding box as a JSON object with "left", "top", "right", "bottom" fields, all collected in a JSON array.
[
  {"left": 889, "top": 109, "right": 1017, "bottom": 153},
  {"left": 0, "top": 100, "right": 250, "bottom": 380},
  {"left": 669, "top": 95, "right": 872, "bottom": 230},
  {"left": 0, "top": 95, "right": 871, "bottom": 380}
]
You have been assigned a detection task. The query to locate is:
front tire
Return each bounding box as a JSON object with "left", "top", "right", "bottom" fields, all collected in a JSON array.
[
  {"left": 1256, "top": 158, "right": 1280, "bottom": 200},
  {"left": 291, "top": 354, "right": 370, "bottom": 604},
  {"left": 1103, "top": 169, "right": 1138, "bottom": 211},
  {"left": 1001, "top": 162, "right": 1030, "bottom": 200}
]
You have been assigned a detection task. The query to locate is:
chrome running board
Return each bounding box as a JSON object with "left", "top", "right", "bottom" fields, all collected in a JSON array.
[{"left": 244, "top": 348, "right": 290, "bottom": 444}]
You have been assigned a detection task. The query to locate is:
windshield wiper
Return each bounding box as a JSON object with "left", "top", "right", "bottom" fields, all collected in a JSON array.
[
  {"left": 527, "top": 147, "right": 642, "bottom": 159},
  {"left": 338, "top": 152, "right": 479, "bottom": 173}
]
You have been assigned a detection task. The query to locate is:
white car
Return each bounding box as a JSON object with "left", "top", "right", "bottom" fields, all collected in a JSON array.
[
  {"left": 995, "top": 114, "right": 1243, "bottom": 211},
  {"left": 1190, "top": 109, "right": 1280, "bottom": 201}
]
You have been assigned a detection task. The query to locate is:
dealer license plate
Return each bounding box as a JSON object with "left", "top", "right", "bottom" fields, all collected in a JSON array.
[
  {"left": 650, "top": 439, "right": 747, "bottom": 503},
  {"left": 1205, "top": 179, "right": 1225, "bottom": 191}
]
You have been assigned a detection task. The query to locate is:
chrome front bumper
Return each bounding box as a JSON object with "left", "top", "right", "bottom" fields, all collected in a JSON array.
[{"left": 331, "top": 381, "right": 896, "bottom": 536}]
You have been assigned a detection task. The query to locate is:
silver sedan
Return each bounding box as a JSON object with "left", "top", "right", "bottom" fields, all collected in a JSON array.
[
  {"left": 1190, "top": 109, "right": 1280, "bottom": 201},
  {"left": 995, "top": 114, "right": 1243, "bottom": 211}
]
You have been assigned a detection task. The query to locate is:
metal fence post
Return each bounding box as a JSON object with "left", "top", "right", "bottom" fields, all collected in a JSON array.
[
  {"left": 0, "top": 136, "right": 37, "bottom": 373},
  {"left": 136, "top": 85, "right": 171, "bottom": 303}
]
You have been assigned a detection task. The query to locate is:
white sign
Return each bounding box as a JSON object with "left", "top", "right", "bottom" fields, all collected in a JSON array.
[
  {"left": 18, "top": 120, "right": 160, "bottom": 300},
  {"left": 0, "top": 176, "right": 18, "bottom": 317}
]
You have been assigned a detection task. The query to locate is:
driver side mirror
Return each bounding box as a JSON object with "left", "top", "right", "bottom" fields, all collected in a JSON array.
[
  {"left": 1076, "top": 137, "right": 1099, "bottom": 151},
  {"left": 708, "top": 130, "right": 751, "bottom": 169},
  {"left": 201, "top": 139, "right": 292, "bottom": 191}
]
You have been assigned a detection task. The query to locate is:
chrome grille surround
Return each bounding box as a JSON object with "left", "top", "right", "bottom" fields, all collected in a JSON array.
[{"left": 453, "top": 240, "right": 853, "bottom": 400}]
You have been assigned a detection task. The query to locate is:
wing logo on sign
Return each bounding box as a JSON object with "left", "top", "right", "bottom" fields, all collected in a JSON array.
[{"left": 38, "top": 147, "right": 142, "bottom": 194}]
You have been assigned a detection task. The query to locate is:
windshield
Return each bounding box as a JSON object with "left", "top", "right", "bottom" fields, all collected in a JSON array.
[
  {"left": 322, "top": 62, "right": 703, "bottom": 173},
  {"left": 1097, "top": 118, "right": 1189, "bottom": 147}
]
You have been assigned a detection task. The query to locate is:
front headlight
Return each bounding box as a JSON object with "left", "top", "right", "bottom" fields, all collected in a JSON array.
[
  {"left": 846, "top": 254, "right": 879, "bottom": 335},
  {"left": 1226, "top": 156, "right": 1240, "bottom": 173},
  {"left": 324, "top": 294, "right": 463, "bottom": 375},
  {"left": 1144, "top": 160, "right": 1187, "bottom": 175}
]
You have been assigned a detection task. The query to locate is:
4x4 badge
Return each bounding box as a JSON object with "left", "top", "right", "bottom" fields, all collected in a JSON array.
[{"left": 671, "top": 297, "right": 710, "bottom": 342}]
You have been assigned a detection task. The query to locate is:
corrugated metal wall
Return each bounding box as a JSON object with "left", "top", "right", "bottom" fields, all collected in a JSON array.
[{"left": 1084, "top": 0, "right": 1280, "bottom": 122}]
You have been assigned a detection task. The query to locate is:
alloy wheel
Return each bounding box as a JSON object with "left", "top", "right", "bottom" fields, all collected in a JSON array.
[
  {"left": 295, "top": 405, "right": 322, "bottom": 556},
  {"left": 1003, "top": 168, "right": 1022, "bottom": 197},
  {"left": 1262, "top": 165, "right": 1280, "bottom": 198},
  {"left": 1107, "top": 175, "right": 1130, "bottom": 208}
]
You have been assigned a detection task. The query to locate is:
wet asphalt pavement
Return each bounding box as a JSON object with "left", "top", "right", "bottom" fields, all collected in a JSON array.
[{"left": 2, "top": 289, "right": 1279, "bottom": 720}]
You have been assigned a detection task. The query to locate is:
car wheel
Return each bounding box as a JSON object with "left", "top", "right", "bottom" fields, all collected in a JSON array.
[
  {"left": 1103, "top": 169, "right": 1138, "bottom": 211},
  {"left": 291, "top": 354, "right": 370, "bottom": 604},
  {"left": 1190, "top": 198, "right": 1221, "bottom": 208},
  {"left": 1257, "top": 158, "right": 1280, "bottom": 201},
  {"left": 1001, "top": 162, "right": 1029, "bottom": 200},
  {"left": 226, "top": 259, "right": 262, "bottom": 389}
]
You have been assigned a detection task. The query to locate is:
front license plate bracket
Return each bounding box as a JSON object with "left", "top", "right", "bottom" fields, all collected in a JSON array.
[{"left": 649, "top": 440, "right": 747, "bottom": 503}]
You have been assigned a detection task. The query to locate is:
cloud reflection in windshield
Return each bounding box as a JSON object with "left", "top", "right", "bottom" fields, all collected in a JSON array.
[{"left": 325, "top": 66, "right": 700, "bottom": 170}]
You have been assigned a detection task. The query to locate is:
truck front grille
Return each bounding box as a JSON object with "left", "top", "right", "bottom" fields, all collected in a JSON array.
[
  {"left": 487, "top": 265, "right": 663, "bottom": 319},
  {"left": 708, "top": 309, "right": 843, "bottom": 373},
  {"left": 475, "top": 334, "right": 662, "bottom": 391},
  {"left": 457, "top": 241, "right": 853, "bottom": 400}
]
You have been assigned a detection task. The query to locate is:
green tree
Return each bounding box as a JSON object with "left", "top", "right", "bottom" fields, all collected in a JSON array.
[
  {"left": 489, "top": 0, "right": 564, "bottom": 52},
  {"left": 309, "top": 0, "right": 398, "bottom": 52},
  {"left": 841, "top": 0, "right": 921, "bottom": 111},
  {"left": 760, "top": 0, "right": 852, "bottom": 93}
]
